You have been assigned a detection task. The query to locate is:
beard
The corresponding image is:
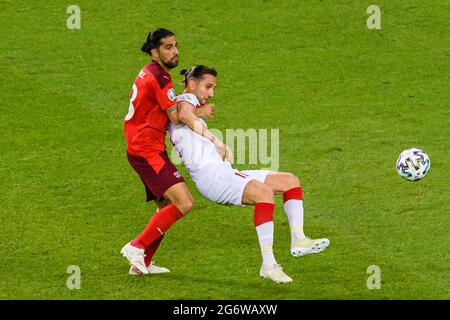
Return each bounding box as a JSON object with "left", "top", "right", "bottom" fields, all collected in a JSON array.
[{"left": 161, "top": 56, "right": 178, "bottom": 69}]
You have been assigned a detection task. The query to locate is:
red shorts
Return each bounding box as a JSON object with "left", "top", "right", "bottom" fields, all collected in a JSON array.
[{"left": 127, "top": 151, "right": 185, "bottom": 202}]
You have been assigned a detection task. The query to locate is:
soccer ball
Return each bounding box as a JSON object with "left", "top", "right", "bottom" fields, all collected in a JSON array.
[{"left": 396, "top": 148, "right": 431, "bottom": 181}]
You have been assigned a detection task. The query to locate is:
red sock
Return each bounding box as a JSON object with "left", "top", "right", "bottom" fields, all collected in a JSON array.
[
  {"left": 254, "top": 203, "right": 276, "bottom": 267},
  {"left": 144, "top": 235, "right": 164, "bottom": 267},
  {"left": 283, "top": 187, "right": 302, "bottom": 202},
  {"left": 254, "top": 202, "right": 275, "bottom": 226},
  {"left": 131, "top": 204, "right": 184, "bottom": 249}
]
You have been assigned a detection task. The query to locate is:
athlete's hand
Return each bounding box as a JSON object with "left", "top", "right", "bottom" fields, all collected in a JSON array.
[{"left": 196, "top": 103, "right": 215, "bottom": 119}]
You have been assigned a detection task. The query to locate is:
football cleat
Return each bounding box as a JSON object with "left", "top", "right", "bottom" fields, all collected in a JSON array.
[
  {"left": 260, "top": 263, "right": 293, "bottom": 284},
  {"left": 291, "top": 237, "right": 330, "bottom": 257},
  {"left": 129, "top": 262, "right": 171, "bottom": 276},
  {"left": 120, "top": 242, "right": 148, "bottom": 274}
]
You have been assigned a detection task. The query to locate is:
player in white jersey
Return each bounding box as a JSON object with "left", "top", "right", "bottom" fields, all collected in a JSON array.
[{"left": 169, "top": 65, "right": 329, "bottom": 284}]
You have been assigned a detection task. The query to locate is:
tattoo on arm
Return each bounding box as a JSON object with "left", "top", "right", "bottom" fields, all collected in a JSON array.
[{"left": 166, "top": 104, "right": 178, "bottom": 114}]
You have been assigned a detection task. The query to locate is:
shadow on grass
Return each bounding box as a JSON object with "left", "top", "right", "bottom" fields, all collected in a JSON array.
[{"left": 129, "top": 272, "right": 303, "bottom": 299}]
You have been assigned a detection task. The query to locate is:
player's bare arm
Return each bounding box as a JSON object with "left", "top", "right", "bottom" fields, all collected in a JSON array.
[
  {"left": 177, "top": 100, "right": 215, "bottom": 141},
  {"left": 166, "top": 102, "right": 214, "bottom": 125},
  {"left": 177, "top": 100, "right": 232, "bottom": 161},
  {"left": 166, "top": 104, "right": 180, "bottom": 124}
]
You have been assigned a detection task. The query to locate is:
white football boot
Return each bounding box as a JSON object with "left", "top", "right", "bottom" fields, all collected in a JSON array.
[
  {"left": 120, "top": 242, "right": 148, "bottom": 274},
  {"left": 260, "top": 264, "right": 293, "bottom": 284},
  {"left": 129, "top": 262, "right": 171, "bottom": 276},
  {"left": 291, "top": 237, "right": 330, "bottom": 257}
]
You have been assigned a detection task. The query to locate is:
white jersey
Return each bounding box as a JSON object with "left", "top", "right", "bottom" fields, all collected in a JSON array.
[
  {"left": 168, "top": 93, "right": 224, "bottom": 183},
  {"left": 169, "top": 93, "right": 269, "bottom": 206}
]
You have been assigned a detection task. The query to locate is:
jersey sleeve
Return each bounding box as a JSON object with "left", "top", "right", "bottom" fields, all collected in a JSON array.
[
  {"left": 176, "top": 93, "right": 200, "bottom": 108},
  {"left": 155, "top": 80, "right": 177, "bottom": 111}
]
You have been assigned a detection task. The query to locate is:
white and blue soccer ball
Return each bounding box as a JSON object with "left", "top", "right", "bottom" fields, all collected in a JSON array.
[{"left": 396, "top": 148, "right": 431, "bottom": 181}]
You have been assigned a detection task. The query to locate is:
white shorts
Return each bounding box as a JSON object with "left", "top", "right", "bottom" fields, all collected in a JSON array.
[{"left": 194, "top": 162, "right": 270, "bottom": 206}]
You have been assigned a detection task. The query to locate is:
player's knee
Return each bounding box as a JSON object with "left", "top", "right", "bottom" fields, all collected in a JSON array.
[
  {"left": 288, "top": 173, "right": 301, "bottom": 188},
  {"left": 257, "top": 184, "right": 275, "bottom": 203},
  {"left": 172, "top": 196, "right": 194, "bottom": 215},
  {"left": 180, "top": 198, "right": 194, "bottom": 215},
  {"left": 186, "top": 198, "right": 194, "bottom": 212},
  {"left": 280, "top": 172, "right": 300, "bottom": 190}
]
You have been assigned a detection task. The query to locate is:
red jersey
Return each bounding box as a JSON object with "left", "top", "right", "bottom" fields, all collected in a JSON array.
[{"left": 124, "top": 60, "right": 177, "bottom": 172}]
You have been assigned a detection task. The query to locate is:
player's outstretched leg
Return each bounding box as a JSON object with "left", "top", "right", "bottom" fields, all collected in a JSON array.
[
  {"left": 263, "top": 172, "right": 330, "bottom": 257},
  {"left": 122, "top": 183, "right": 193, "bottom": 275},
  {"left": 129, "top": 200, "right": 171, "bottom": 276},
  {"left": 121, "top": 203, "right": 183, "bottom": 275},
  {"left": 242, "top": 180, "right": 292, "bottom": 284}
]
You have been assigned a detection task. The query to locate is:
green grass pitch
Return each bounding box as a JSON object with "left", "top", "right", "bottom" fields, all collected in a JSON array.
[{"left": 1, "top": 0, "right": 449, "bottom": 299}]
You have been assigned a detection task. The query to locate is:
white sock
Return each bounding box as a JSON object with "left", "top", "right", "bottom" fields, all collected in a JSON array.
[
  {"left": 256, "top": 222, "right": 277, "bottom": 267},
  {"left": 283, "top": 199, "right": 306, "bottom": 246}
]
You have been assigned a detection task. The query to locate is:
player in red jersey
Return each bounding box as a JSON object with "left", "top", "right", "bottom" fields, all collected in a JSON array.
[{"left": 121, "top": 28, "right": 219, "bottom": 275}]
